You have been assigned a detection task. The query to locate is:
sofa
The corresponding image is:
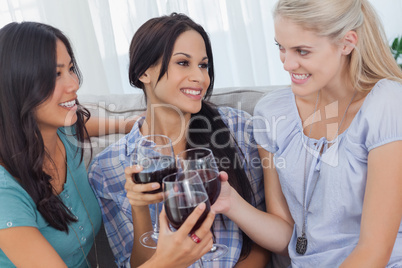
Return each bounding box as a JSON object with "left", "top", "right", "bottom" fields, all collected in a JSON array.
[{"left": 79, "top": 85, "right": 291, "bottom": 268}]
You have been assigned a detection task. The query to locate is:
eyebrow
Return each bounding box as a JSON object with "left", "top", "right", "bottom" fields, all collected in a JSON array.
[
  {"left": 57, "top": 60, "right": 73, "bottom": 68},
  {"left": 173, "top": 52, "right": 208, "bottom": 61},
  {"left": 274, "top": 39, "right": 313, "bottom": 49}
]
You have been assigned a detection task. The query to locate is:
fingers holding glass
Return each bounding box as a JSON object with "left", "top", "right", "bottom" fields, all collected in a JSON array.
[{"left": 156, "top": 202, "right": 214, "bottom": 268}]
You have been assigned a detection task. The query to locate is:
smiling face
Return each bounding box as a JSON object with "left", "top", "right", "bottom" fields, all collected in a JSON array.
[
  {"left": 142, "top": 30, "right": 210, "bottom": 115},
  {"left": 35, "top": 39, "right": 79, "bottom": 133},
  {"left": 274, "top": 15, "right": 348, "bottom": 98}
]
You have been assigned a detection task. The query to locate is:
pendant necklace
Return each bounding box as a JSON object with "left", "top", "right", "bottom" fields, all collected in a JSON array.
[{"left": 296, "top": 90, "right": 357, "bottom": 255}]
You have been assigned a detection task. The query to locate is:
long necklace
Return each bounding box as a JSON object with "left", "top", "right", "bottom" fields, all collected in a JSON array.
[
  {"left": 57, "top": 142, "right": 100, "bottom": 268},
  {"left": 296, "top": 90, "right": 357, "bottom": 255}
]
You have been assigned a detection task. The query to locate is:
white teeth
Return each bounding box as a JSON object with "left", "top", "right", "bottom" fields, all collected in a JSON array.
[
  {"left": 292, "top": 73, "right": 311, "bottom": 80},
  {"left": 59, "top": 100, "right": 76, "bottom": 108},
  {"left": 182, "top": 89, "right": 201, "bottom": 96}
]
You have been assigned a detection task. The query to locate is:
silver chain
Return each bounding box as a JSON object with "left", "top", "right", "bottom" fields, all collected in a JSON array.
[{"left": 301, "top": 90, "right": 357, "bottom": 236}]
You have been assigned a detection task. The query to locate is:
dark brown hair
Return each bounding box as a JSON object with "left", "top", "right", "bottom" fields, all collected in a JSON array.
[
  {"left": 128, "top": 13, "right": 255, "bottom": 260},
  {"left": 0, "top": 21, "right": 90, "bottom": 232}
]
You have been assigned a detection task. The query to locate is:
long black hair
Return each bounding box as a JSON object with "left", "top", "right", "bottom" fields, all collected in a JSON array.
[
  {"left": 0, "top": 22, "right": 90, "bottom": 232},
  {"left": 128, "top": 13, "right": 255, "bottom": 260}
]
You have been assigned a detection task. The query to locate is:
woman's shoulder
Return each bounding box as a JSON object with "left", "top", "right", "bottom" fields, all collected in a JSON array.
[
  {"left": 217, "top": 106, "right": 251, "bottom": 120},
  {"left": 252, "top": 87, "right": 301, "bottom": 153},
  {"left": 216, "top": 106, "right": 253, "bottom": 133},
  {"left": 366, "top": 79, "right": 402, "bottom": 101},
  {"left": 0, "top": 166, "right": 32, "bottom": 203},
  {"left": 359, "top": 79, "right": 402, "bottom": 115},
  {"left": 0, "top": 166, "right": 20, "bottom": 189},
  {"left": 349, "top": 79, "right": 402, "bottom": 150},
  {"left": 254, "top": 87, "right": 293, "bottom": 117}
]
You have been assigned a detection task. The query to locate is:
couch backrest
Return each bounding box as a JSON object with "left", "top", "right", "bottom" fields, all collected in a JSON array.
[{"left": 79, "top": 85, "right": 286, "bottom": 164}]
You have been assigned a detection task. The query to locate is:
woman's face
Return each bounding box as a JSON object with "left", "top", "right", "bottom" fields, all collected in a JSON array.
[
  {"left": 274, "top": 16, "right": 347, "bottom": 98},
  {"left": 35, "top": 40, "right": 79, "bottom": 133},
  {"left": 144, "top": 29, "right": 210, "bottom": 115}
]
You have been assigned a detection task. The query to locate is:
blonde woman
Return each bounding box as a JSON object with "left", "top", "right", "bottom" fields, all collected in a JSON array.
[{"left": 213, "top": 0, "right": 402, "bottom": 267}]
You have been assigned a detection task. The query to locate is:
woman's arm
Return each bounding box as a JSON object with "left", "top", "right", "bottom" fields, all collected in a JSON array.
[
  {"left": 85, "top": 116, "right": 139, "bottom": 137},
  {"left": 0, "top": 227, "right": 67, "bottom": 268},
  {"left": 341, "top": 141, "right": 402, "bottom": 267},
  {"left": 260, "top": 147, "right": 294, "bottom": 230},
  {"left": 212, "top": 149, "right": 294, "bottom": 254}
]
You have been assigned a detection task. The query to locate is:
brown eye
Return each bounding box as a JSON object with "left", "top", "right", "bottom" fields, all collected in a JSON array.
[
  {"left": 177, "top": 60, "right": 189, "bottom": 66},
  {"left": 199, "top": 63, "right": 209, "bottom": 69}
]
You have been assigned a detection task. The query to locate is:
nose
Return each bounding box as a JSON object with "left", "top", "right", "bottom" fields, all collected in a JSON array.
[
  {"left": 281, "top": 52, "right": 299, "bottom": 72},
  {"left": 189, "top": 66, "right": 206, "bottom": 84},
  {"left": 66, "top": 72, "right": 79, "bottom": 93}
]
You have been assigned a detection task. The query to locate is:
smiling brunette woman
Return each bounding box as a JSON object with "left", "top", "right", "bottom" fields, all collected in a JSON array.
[
  {"left": 0, "top": 22, "right": 102, "bottom": 268},
  {"left": 88, "top": 13, "right": 269, "bottom": 268}
]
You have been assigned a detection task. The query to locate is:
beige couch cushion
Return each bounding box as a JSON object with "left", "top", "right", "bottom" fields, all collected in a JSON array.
[{"left": 79, "top": 85, "right": 286, "bottom": 161}]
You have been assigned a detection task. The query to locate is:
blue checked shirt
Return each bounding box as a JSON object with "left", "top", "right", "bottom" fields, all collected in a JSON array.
[{"left": 88, "top": 106, "right": 265, "bottom": 268}]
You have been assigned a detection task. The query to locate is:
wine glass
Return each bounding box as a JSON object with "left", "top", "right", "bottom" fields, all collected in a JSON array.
[
  {"left": 131, "top": 134, "right": 177, "bottom": 248},
  {"left": 176, "top": 148, "right": 228, "bottom": 261},
  {"left": 163, "top": 170, "right": 211, "bottom": 268}
]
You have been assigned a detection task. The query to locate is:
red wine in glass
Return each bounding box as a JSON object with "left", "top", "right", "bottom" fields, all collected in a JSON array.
[
  {"left": 133, "top": 155, "right": 177, "bottom": 194},
  {"left": 196, "top": 169, "right": 221, "bottom": 205},
  {"left": 165, "top": 191, "right": 210, "bottom": 233}
]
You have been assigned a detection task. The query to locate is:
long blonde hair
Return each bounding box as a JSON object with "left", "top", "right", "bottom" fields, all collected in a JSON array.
[{"left": 273, "top": 0, "right": 402, "bottom": 92}]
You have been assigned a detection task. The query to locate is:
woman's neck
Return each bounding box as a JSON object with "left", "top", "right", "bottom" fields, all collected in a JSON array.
[
  {"left": 40, "top": 128, "right": 67, "bottom": 194},
  {"left": 141, "top": 108, "right": 190, "bottom": 154},
  {"left": 40, "top": 128, "right": 60, "bottom": 160}
]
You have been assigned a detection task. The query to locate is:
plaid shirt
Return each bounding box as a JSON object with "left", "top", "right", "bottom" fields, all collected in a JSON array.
[{"left": 88, "top": 106, "right": 265, "bottom": 268}]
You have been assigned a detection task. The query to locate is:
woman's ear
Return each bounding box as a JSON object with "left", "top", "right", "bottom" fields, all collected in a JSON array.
[
  {"left": 139, "top": 64, "right": 159, "bottom": 85},
  {"left": 342, "top": 30, "right": 358, "bottom": 55},
  {"left": 139, "top": 72, "right": 151, "bottom": 84}
]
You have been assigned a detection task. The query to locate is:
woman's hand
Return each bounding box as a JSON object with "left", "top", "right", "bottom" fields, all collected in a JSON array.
[
  {"left": 144, "top": 204, "right": 215, "bottom": 268},
  {"left": 210, "top": 171, "right": 236, "bottom": 214},
  {"left": 124, "top": 165, "right": 164, "bottom": 207}
]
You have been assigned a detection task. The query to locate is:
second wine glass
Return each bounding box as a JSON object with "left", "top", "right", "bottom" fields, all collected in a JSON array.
[
  {"left": 132, "top": 134, "right": 177, "bottom": 248},
  {"left": 176, "top": 147, "right": 228, "bottom": 261},
  {"left": 163, "top": 170, "right": 211, "bottom": 268}
]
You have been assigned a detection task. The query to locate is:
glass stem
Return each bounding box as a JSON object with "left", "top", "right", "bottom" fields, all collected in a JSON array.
[
  {"left": 154, "top": 202, "right": 160, "bottom": 234},
  {"left": 196, "top": 258, "right": 204, "bottom": 268}
]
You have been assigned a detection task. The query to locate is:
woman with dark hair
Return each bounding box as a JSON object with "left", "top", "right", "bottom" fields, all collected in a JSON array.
[
  {"left": 88, "top": 13, "right": 269, "bottom": 267},
  {"left": 0, "top": 21, "right": 102, "bottom": 268},
  {"left": 0, "top": 21, "right": 200, "bottom": 268}
]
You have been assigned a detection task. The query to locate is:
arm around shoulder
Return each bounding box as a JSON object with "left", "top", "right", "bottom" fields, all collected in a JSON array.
[{"left": 85, "top": 115, "right": 140, "bottom": 137}]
